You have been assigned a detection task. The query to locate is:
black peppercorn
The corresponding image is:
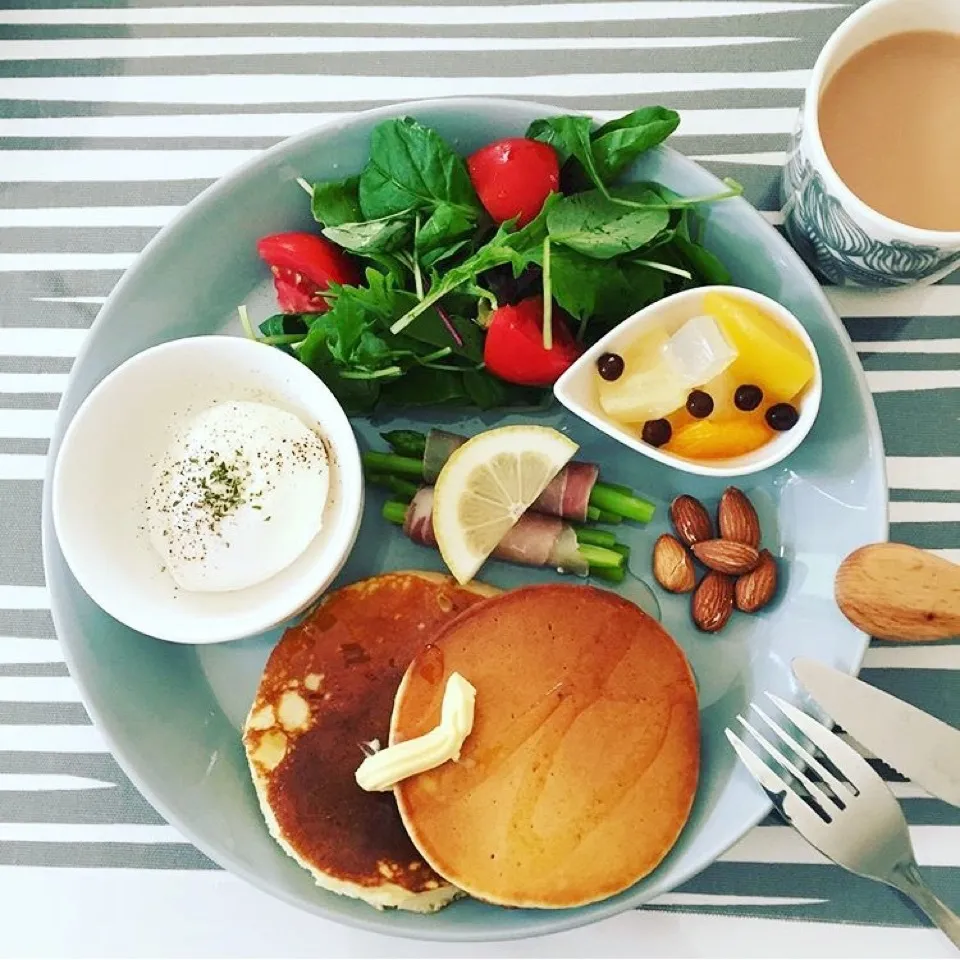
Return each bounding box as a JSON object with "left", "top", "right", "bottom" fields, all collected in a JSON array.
[
  {"left": 734, "top": 384, "right": 763, "bottom": 411},
  {"left": 765, "top": 402, "right": 800, "bottom": 431},
  {"left": 686, "top": 390, "right": 714, "bottom": 419},
  {"left": 642, "top": 419, "right": 672, "bottom": 447},
  {"left": 596, "top": 352, "right": 625, "bottom": 382}
]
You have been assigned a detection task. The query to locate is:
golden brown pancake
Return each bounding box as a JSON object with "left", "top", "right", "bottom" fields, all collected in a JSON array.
[
  {"left": 391, "top": 583, "right": 700, "bottom": 909},
  {"left": 242, "top": 571, "right": 496, "bottom": 912}
]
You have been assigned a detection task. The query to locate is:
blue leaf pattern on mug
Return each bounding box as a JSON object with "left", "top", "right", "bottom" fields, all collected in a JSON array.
[{"left": 781, "top": 121, "right": 960, "bottom": 287}]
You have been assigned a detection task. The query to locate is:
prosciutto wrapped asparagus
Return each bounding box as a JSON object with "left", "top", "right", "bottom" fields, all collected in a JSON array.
[
  {"left": 383, "top": 488, "right": 627, "bottom": 580},
  {"left": 367, "top": 429, "right": 655, "bottom": 525}
]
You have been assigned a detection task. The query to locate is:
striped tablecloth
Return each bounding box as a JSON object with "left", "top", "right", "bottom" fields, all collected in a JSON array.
[{"left": 1, "top": 1, "right": 958, "bottom": 956}]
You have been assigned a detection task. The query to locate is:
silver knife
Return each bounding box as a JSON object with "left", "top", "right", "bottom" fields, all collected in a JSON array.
[{"left": 792, "top": 656, "right": 960, "bottom": 808}]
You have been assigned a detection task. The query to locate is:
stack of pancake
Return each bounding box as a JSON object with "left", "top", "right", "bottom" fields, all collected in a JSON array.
[{"left": 243, "top": 575, "right": 700, "bottom": 912}]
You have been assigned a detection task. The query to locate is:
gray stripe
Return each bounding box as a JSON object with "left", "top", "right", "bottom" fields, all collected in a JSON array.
[
  {"left": 0, "top": 439, "right": 48, "bottom": 456},
  {"left": 876, "top": 392, "right": 960, "bottom": 457},
  {"left": 0, "top": 45, "right": 817, "bottom": 79},
  {"left": 0, "top": 226, "right": 159, "bottom": 255},
  {"left": 0, "top": 131, "right": 793, "bottom": 157},
  {"left": 0, "top": 752, "right": 123, "bottom": 779},
  {"left": 0, "top": 482, "right": 44, "bottom": 588},
  {"left": 0, "top": 662, "right": 69, "bottom": 677},
  {"left": 0, "top": 357, "right": 74, "bottom": 374},
  {"left": 845, "top": 317, "right": 960, "bottom": 340},
  {"left": 860, "top": 668, "right": 960, "bottom": 728},
  {"left": 0, "top": 181, "right": 211, "bottom": 207},
  {"left": 3, "top": 302, "right": 98, "bottom": 331},
  {"left": 0, "top": 10, "right": 854, "bottom": 42},
  {"left": 889, "top": 489, "right": 960, "bottom": 503},
  {"left": 891, "top": 522, "right": 960, "bottom": 552},
  {"left": 0, "top": 611, "right": 56, "bottom": 639},
  {"left": 674, "top": 862, "right": 959, "bottom": 928},
  {"left": 0, "top": 393, "right": 63, "bottom": 410},
  {"left": 0, "top": 789, "right": 166, "bottom": 825},
  {"left": 860, "top": 354, "right": 960, "bottom": 372},
  {"left": 2, "top": 269, "right": 124, "bottom": 302},
  {"left": 0, "top": 841, "right": 218, "bottom": 869},
  {"left": 0, "top": 703, "right": 89, "bottom": 724}
]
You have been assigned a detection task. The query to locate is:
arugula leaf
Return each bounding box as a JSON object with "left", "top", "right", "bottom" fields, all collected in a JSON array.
[
  {"left": 390, "top": 194, "right": 559, "bottom": 334},
  {"left": 416, "top": 202, "right": 475, "bottom": 259},
  {"left": 379, "top": 367, "right": 469, "bottom": 407},
  {"left": 672, "top": 235, "right": 732, "bottom": 285},
  {"left": 258, "top": 313, "right": 310, "bottom": 338},
  {"left": 525, "top": 115, "right": 593, "bottom": 166},
  {"left": 549, "top": 247, "right": 664, "bottom": 326},
  {"left": 321, "top": 214, "right": 411, "bottom": 254},
  {"left": 358, "top": 117, "right": 481, "bottom": 221},
  {"left": 310, "top": 175, "right": 363, "bottom": 226},
  {"left": 299, "top": 296, "right": 391, "bottom": 371},
  {"left": 305, "top": 354, "right": 381, "bottom": 414},
  {"left": 590, "top": 107, "right": 680, "bottom": 182},
  {"left": 462, "top": 369, "right": 544, "bottom": 410},
  {"left": 546, "top": 189, "right": 669, "bottom": 259},
  {"left": 526, "top": 115, "right": 609, "bottom": 195},
  {"left": 333, "top": 268, "right": 484, "bottom": 362},
  {"left": 419, "top": 236, "right": 471, "bottom": 270},
  {"left": 529, "top": 108, "right": 682, "bottom": 195}
]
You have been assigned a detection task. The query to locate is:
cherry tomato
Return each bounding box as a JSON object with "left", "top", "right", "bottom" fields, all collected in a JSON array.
[
  {"left": 256, "top": 231, "right": 360, "bottom": 314},
  {"left": 483, "top": 296, "right": 582, "bottom": 387},
  {"left": 467, "top": 138, "right": 560, "bottom": 227}
]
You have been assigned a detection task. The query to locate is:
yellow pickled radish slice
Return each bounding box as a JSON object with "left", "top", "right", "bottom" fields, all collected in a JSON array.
[
  {"left": 597, "top": 329, "right": 688, "bottom": 423},
  {"left": 704, "top": 292, "right": 814, "bottom": 403},
  {"left": 432, "top": 425, "right": 578, "bottom": 584}
]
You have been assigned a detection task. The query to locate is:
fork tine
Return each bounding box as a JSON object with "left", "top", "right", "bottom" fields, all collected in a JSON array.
[
  {"left": 737, "top": 713, "right": 836, "bottom": 814},
  {"left": 750, "top": 702, "right": 851, "bottom": 801},
  {"left": 725, "top": 728, "right": 831, "bottom": 835},
  {"left": 768, "top": 693, "right": 879, "bottom": 792}
]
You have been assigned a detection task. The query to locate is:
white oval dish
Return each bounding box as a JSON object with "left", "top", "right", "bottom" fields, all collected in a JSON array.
[
  {"left": 553, "top": 285, "right": 823, "bottom": 478},
  {"left": 52, "top": 335, "right": 363, "bottom": 644}
]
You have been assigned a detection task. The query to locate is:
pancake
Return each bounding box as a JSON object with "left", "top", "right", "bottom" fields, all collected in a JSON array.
[
  {"left": 242, "top": 571, "right": 496, "bottom": 912},
  {"left": 391, "top": 583, "right": 700, "bottom": 909}
]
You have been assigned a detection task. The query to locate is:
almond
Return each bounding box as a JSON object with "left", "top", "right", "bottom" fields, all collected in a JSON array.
[
  {"left": 718, "top": 487, "right": 761, "bottom": 548},
  {"left": 652, "top": 534, "right": 696, "bottom": 593},
  {"left": 670, "top": 495, "right": 713, "bottom": 547},
  {"left": 692, "top": 571, "right": 734, "bottom": 633},
  {"left": 735, "top": 549, "right": 778, "bottom": 613},
  {"left": 691, "top": 539, "right": 761, "bottom": 575}
]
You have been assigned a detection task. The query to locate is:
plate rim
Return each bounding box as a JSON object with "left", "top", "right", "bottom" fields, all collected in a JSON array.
[{"left": 40, "top": 96, "right": 889, "bottom": 942}]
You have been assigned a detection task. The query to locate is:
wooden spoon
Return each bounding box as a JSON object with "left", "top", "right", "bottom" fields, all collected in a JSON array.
[{"left": 835, "top": 542, "right": 960, "bottom": 642}]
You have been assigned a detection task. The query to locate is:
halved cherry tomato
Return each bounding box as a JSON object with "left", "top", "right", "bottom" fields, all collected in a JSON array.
[
  {"left": 256, "top": 231, "right": 360, "bottom": 314},
  {"left": 483, "top": 295, "right": 582, "bottom": 387},
  {"left": 467, "top": 138, "right": 559, "bottom": 227}
]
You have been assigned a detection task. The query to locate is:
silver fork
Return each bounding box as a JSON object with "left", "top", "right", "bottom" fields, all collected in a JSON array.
[{"left": 726, "top": 694, "right": 960, "bottom": 949}]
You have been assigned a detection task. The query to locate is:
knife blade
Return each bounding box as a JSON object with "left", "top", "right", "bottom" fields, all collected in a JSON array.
[{"left": 792, "top": 656, "right": 960, "bottom": 808}]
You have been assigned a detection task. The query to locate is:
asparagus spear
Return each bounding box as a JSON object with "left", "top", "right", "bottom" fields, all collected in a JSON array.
[
  {"left": 365, "top": 473, "right": 419, "bottom": 502},
  {"left": 363, "top": 450, "right": 654, "bottom": 523},
  {"left": 590, "top": 564, "right": 626, "bottom": 585},
  {"left": 380, "top": 500, "right": 626, "bottom": 572}
]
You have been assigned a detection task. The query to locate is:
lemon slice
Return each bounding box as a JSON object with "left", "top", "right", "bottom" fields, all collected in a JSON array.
[{"left": 432, "top": 425, "right": 578, "bottom": 584}]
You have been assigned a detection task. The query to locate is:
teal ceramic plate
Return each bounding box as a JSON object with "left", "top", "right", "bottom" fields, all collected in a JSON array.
[{"left": 41, "top": 99, "right": 887, "bottom": 941}]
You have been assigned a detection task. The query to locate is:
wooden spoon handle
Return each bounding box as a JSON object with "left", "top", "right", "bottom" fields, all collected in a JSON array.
[{"left": 835, "top": 542, "right": 960, "bottom": 642}]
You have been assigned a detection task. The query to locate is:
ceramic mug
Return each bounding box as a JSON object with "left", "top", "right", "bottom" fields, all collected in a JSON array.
[{"left": 781, "top": 0, "right": 960, "bottom": 287}]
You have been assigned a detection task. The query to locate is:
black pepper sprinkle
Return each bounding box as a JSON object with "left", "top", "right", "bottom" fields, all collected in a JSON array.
[{"left": 148, "top": 406, "right": 328, "bottom": 567}]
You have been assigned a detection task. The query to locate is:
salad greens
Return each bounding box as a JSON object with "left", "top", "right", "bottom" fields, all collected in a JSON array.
[{"left": 248, "top": 106, "right": 740, "bottom": 414}]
